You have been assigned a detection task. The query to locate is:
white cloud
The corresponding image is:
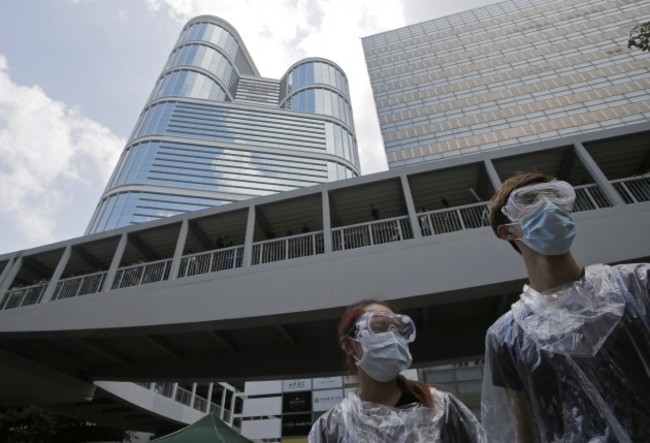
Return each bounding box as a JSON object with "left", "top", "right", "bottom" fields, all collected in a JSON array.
[{"left": 0, "top": 54, "right": 124, "bottom": 253}]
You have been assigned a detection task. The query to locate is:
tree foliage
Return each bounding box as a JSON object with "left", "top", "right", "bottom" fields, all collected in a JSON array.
[
  {"left": 0, "top": 406, "right": 131, "bottom": 443},
  {"left": 628, "top": 21, "right": 650, "bottom": 52}
]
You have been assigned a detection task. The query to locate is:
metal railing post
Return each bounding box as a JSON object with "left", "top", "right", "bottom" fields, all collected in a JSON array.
[
  {"left": 41, "top": 245, "right": 71, "bottom": 303},
  {"left": 102, "top": 233, "right": 128, "bottom": 292},
  {"left": 169, "top": 219, "right": 189, "bottom": 280},
  {"left": 574, "top": 142, "right": 624, "bottom": 206}
]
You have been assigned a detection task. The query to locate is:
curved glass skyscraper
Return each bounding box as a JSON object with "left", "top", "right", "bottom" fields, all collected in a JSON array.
[{"left": 87, "top": 15, "right": 359, "bottom": 234}]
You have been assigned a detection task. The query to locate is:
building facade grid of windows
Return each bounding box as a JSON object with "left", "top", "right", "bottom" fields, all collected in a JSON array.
[
  {"left": 87, "top": 15, "right": 359, "bottom": 234},
  {"left": 362, "top": 0, "right": 650, "bottom": 168}
]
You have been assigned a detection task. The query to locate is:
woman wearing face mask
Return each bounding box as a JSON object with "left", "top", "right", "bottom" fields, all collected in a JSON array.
[{"left": 308, "top": 300, "right": 486, "bottom": 442}]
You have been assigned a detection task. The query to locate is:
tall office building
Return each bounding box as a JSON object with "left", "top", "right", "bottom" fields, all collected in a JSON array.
[
  {"left": 362, "top": 0, "right": 650, "bottom": 169},
  {"left": 87, "top": 15, "right": 359, "bottom": 234}
]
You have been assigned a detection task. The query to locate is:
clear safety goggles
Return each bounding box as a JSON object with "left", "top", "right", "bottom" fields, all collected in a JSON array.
[
  {"left": 351, "top": 311, "right": 416, "bottom": 343},
  {"left": 501, "top": 180, "right": 575, "bottom": 222}
]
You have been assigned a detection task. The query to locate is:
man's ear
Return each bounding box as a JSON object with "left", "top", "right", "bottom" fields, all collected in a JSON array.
[{"left": 497, "top": 224, "right": 514, "bottom": 241}]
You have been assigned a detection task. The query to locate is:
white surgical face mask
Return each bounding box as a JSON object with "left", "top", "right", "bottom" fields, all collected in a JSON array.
[
  {"left": 354, "top": 332, "right": 413, "bottom": 382},
  {"left": 516, "top": 201, "right": 576, "bottom": 255}
]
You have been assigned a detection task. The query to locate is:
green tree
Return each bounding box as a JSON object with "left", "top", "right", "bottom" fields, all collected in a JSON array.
[
  {"left": 0, "top": 406, "right": 131, "bottom": 443},
  {"left": 628, "top": 21, "right": 650, "bottom": 52}
]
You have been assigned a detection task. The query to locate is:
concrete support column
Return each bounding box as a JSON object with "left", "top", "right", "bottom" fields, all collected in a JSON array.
[
  {"left": 483, "top": 159, "right": 502, "bottom": 191},
  {"left": 242, "top": 206, "right": 256, "bottom": 267},
  {"left": 102, "top": 233, "right": 128, "bottom": 292},
  {"left": 229, "top": 391, "right": 236, "bottom": 425},
  {"left": 0, "top": 254, "right": 18, "bottom": 289},
  {"left": 220, "top": 385, "right": 227, "bottom": 420},
  {"left": 190, "top": 382, "right": 197, "bottom": 409},
  {"left": 169, "top": 219, "right": 189, "bottom": 279},
  {"left": 0, "top": 256, "right": 23, "bottom": 301},
  {"left": 205, "top": 382, "right": 214, "bottom": 413},
  {"left": 322, "top": 190, "right": 333, "bottom": 252},
  {"left": 400, "top": 174, "right": 422, "bottom": 239},
  {"left": 41, "top": 245, "right": 71, "bottom": 303},
  {"left": 574, "top": 142, "right": 625, "bottom": 206}
]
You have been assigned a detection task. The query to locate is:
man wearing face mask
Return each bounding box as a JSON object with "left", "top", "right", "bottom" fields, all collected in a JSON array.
[
  {"left": 481, "top": 172, "right": 650, "bottom": 443},
  {"left": 309, "top": 300, "right": 486, "bottom": 442}
]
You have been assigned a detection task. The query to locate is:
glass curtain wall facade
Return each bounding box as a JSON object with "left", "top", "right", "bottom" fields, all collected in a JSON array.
[
  {"left": 362, "top": 0, "right": 650, "bottom": 168},
  {"left": 87, "top": 15, "right": 359, "bottom": 234}
]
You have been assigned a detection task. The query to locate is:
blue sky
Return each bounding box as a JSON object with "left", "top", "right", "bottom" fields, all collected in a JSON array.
[{"left": 0, "top": 0, "right": 498, "bottom": 254}]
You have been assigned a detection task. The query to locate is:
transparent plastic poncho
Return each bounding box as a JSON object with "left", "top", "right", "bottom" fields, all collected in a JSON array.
[
  {"left": 481, "top": 264, "right": 650, "bottom": 443},
  {"left": 309, "top": 388, "right": 486, "bottom": 442}
]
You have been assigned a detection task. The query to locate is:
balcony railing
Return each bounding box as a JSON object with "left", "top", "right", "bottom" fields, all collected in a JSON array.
[
  {"left": 112, "top": 259, "right": 172, "bottom": 290},
  {"left": 178, "top": 246, "right": 244, "bottom": 278},
  {"left": 52, "top": 271, "right": 108, "bottom": 301},
  {"left": 332, "top": 216, "right": 412, "bottom": 251},
  {"left": 612, "top": 175, "right": 650, "bottom": 204},
  {"left": 175, "top": 386, "right": 192, "bottom": 406},
  {"left": 0, "top": 282, "right": 48, "bottom": 310},
  {"left": 418, "top": 202, "right": 488, "bottom": 237},
  {"left": 252, "top": 231, "right": 325, "bottom": 265},
  {"left": 573, "top": 184, "right": 611, "bottom": 212}
]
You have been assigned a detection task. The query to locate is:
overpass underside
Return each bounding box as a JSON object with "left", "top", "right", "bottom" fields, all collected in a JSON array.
[{"left": 0, "top": 126, "right": 648, "bottom": 413}]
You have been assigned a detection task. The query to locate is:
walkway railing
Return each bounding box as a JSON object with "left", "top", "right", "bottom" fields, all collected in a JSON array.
[
  {"left": 2, "top": 174, "right": 648, "bottom": 311},
  {"left": 252, "top": 231, "right": 324, "bottom": 264},
  {"left": 573, "top": 183, "right": 611, "bottom": 212},
  {"left": 52, "top": 271, "right": 108, "bottom": 301},
  {"left": 332, "top": 216, "right": 412, "bottom": 251},
  {"left": 612, "top": 175, "right": 650, "bottom": 204},
  {"left": 148, "top": 382, "right": 233, "bottom": 418},
  {"left": 418, "top": 202, "right": 488, "bottom": 237},
  {"left": 112, "top": 259, "right": 172, "bottom": 290},
  {"left": 178, "top": 246, "right": 244, "bottom": 278},
  {"left": 0, "top": 282, "right": 48, "bottom": 310}
]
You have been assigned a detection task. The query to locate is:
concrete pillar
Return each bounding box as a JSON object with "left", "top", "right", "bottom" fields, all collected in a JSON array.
[
  {"left": 400, "top": 174, "right": 422, "bottom": 239},
  {"left": 574, "top": 142, "right": 625, "bottom": 206},
  {"left": 0, "top": 254, "right": 18, "bottom": 289},
  {"left": 41, "top": 245, "right": 71, "bottom": 303},
  {"left": 322, "top": 190, "right": 333, "bottom": 252},
  {"left": 229, "top": 391, "right": 237, "bottom": 425},
  {"left": 242, "top": 206, "right": 256, "bottom": 267},
  {"left": 169, "top": 219, "right": 189, "bottom": 279},
  {"left": 483, "top": 159, "right": 502, "bottom": 191},
  {"left": 205, "top": 382, "right": 214, "bottom": 413},
  {"left": 0, "top": 256, "right": 23, "bottom": 303},
  {"left": 220, "top": 385, "right": 228, "bottom": 420},
  {"left": 190, "top": 382, "right": 197, "bottom": 409},
  {"left": 102, "top": 233, "right": 128, "bottom": 292}
]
